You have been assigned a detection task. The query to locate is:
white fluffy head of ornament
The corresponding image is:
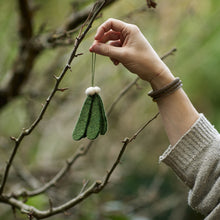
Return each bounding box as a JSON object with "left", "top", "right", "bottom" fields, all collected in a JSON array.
[{"left": 85, "top": 86, "right": 101, "bottom": 95}]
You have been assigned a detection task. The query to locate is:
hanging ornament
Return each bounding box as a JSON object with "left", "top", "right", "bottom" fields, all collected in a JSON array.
[{"left": 72, "top": 53, "right": 107, "bottom": 141}]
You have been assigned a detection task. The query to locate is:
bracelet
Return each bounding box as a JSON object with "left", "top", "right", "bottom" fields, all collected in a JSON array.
[{"left": 148, "top": 77, "right": 182, "bottom": 101}]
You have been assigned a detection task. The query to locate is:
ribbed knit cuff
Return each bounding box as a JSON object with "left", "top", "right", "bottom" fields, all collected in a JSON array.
[{"left": 159, "top": 114, "right": 219, "bottom": 186}]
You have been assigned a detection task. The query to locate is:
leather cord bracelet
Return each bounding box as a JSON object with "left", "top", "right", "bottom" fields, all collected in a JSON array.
[{"left": 148, "top": 77, "right": 182, "bottom": 101}]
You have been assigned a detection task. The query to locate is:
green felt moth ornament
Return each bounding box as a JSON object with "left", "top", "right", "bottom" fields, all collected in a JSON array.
[{"left": 72, "top": 53, "right": 107, "bottom": 141}]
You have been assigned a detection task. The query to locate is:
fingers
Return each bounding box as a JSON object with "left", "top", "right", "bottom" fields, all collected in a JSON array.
[
  {"left": 95, "top": 18, "right": 128, "bottom": 40},
  {"left": 90, "top": 19, "right": 130, "bottom": 62},
  {"left": 89, "top": 42, "right": 122, "bottom": 59},
  {"left": 109, "top": 40, "right": 122, "bottom": 47},
  {"left": 99, "top": 30, "right": 121, "bottom": 43},
  {"left": 109, "top": 40, "right": 122, "bottom": 65}
]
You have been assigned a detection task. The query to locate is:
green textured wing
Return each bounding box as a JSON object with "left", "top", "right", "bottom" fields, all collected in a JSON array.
[
  {"left": 72, "top": 95, "right": 93, "bottom": 141},
  {"left": 97, "top": 94, "right": 107, "bottom": 135},
  {"left": 86, "top": 94, "right": 101, "bottom": 140}
]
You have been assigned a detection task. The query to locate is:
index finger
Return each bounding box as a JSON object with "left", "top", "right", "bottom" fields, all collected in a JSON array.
[{"left": 95, "top": 18, "right": 128, "bottom": 40}]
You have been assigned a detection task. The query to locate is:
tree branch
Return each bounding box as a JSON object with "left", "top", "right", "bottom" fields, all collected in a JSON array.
[
  {"left": 107, "top": 77, "right": 140, "bottom": 117},
  {"left": 1, "top": 40, "right": 174, "bottom": 219},
  {"left": 0, "top": 1, "right": 175, "bottom": 219},
  {"left": 9, "top": 141, "right": 94, "bottom": 198},
  {"left": 0, "top": 0, "right": 118, "bottom": 110},
  {"left": 62, "top": 0, "right": 118, "bottom": 32},
  {"left": 13, "top": 159, "right": 41, "bottom": 189},
  {"left": 160, "top": 48, "right": 177, "bottom": 60},
  {"left": 7, "top": 47, "right": 177, "bottom": 198},
  {"left": 17, "top": 0, "right": 33, "bottom": 40},
  {"left": 0, "top": 0, "right": 106, "bottom": 195},
  {"left": 2, "top": 112, "right": 158, "bottom": 219},
  {"left": 0, "top": 0, "right": 41, "bottom": 109}
]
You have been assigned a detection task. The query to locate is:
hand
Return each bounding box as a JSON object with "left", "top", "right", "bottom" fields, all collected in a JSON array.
[
  {"left": 89, "top": 18, "right": 171, "bottom": 82},
  {"left": 90, "top": 19, "right": 200, "bottom": 150}
]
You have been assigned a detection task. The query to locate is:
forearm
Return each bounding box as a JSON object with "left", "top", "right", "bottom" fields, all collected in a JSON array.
[
  {"left": 150, "top": 69, "right": 200, "bottom": 146},
  {"left": 90, "top": 18, "right": 200, "bottom": 146},
  {"left": 159, "top": 112, "right": 220, "bottom": 219},
  {"left": 90, "top": 19, "right": 220, "bottom": 218}
]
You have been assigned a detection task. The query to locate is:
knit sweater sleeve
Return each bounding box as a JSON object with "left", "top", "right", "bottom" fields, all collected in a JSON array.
[{"left": 159, "top": 114, "right": 220, "bottom": 219}]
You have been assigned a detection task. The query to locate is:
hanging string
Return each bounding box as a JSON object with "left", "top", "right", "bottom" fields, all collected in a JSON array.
[
  {"left": 72, "top": 52, "right": 107, "bottom": 141},
  {"left": 91, "top": 53, "right": 96, "bottom": 87}
]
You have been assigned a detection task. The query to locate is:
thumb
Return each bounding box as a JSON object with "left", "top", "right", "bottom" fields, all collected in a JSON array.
[{"left": 89, "top": 43, "right": 122, "bottom": 60}]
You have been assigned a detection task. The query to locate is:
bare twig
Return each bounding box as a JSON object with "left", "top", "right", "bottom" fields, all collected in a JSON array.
[
  {"left": 2, "top": 112, "right": 158, "bottom": 219},
  {"left": 49, "top": 3, "right": 147, "bottom": 45},
  {"left": 57, "top": 88, "right": 69, "bottom": 92},
  {"left": 79, "top": 180, "right": 90, "bottom": 195},
  {"left": 129, "top": 112, "right": 160, "bottom": 142},
  {"left": 47, "top": 26, "right": 81, "bottom": 43},
  {"left": 17, "top": 0, "right": 33, "bottom": 40},
  {"left": 0, "top": 0, "right": 106, "bottom": 195},
  {"left": 120, "top": 5, "right": 148, "bottom": 20},
  {"left": 107, "top": 77, "right": 140, "bottom": 117},
  {"left": 0, "top": 0, "right": 40, "bottom": 109},
  {"left": 13, "top": 159, "right": 41, "bottom": 189},
  {"left": 87, "top": 112, "right": 160, "bottom": 194},
  {"left": 0, "top": 0, "right": 118, "bottom": 110},
  {"left": 160, "top": 48, "right": 177, "bottom": 60},
  {"left": 8, "top": 75, "right": 138, "bottom": 198},
  {"left": 0, "top": 1, "right": 175, "bottom": 219},
  {"left": 62, "top": 0, "right": 118, "bottom": 32},
  {"left": 6, "top": 46, "right": 177, "bottom": 199},
  {"left": 9, "top": 141, "right": 94, "bottom": 198}
]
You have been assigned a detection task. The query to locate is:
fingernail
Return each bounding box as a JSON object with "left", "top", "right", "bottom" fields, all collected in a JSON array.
[
  {"left": 92, "top": 43, "right": 101, "bottom": 51},
  {"left": 89, "top": 43, "right": 97, "bottom": 52}
]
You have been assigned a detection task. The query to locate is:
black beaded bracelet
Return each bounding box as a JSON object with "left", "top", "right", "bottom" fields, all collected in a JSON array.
[{"left": 148, "top": 77, "right": 182, "bottom": 101}]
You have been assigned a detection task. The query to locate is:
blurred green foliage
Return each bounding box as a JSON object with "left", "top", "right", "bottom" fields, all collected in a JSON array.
[
  {"left": 0, "top": 0, "right": 219, "bottom": 219},
  {"left": 25, "top": 194, "right": 48, "bottom": 210}
]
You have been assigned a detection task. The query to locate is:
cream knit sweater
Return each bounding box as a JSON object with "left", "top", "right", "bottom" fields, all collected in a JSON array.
[{"left": 160, "top": 114, "right": 220, "bottom": 220}]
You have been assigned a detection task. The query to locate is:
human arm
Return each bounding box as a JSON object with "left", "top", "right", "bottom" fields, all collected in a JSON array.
[
  {"left": 160, "top": 114, "right": 220, "bottom": 219},
  {"left": 90, "top": 18, "right": 220, "bottom": 219},
  {"left": 89, "top": 18, "right": 199, "bottom": 145}
]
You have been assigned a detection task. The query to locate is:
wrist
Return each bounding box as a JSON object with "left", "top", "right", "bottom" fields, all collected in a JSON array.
[{"left": 150, "top": 67, "right": 175, "bottom": 90}]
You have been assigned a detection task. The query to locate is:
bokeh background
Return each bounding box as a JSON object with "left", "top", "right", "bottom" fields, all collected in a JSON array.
[{"left": 0, "top": 0, "right": 220, "bottom": 219}]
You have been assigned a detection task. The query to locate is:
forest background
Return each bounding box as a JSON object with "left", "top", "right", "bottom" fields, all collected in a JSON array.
[{"left": 0, "top": 0, "right": 220, "bottom": 219}]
